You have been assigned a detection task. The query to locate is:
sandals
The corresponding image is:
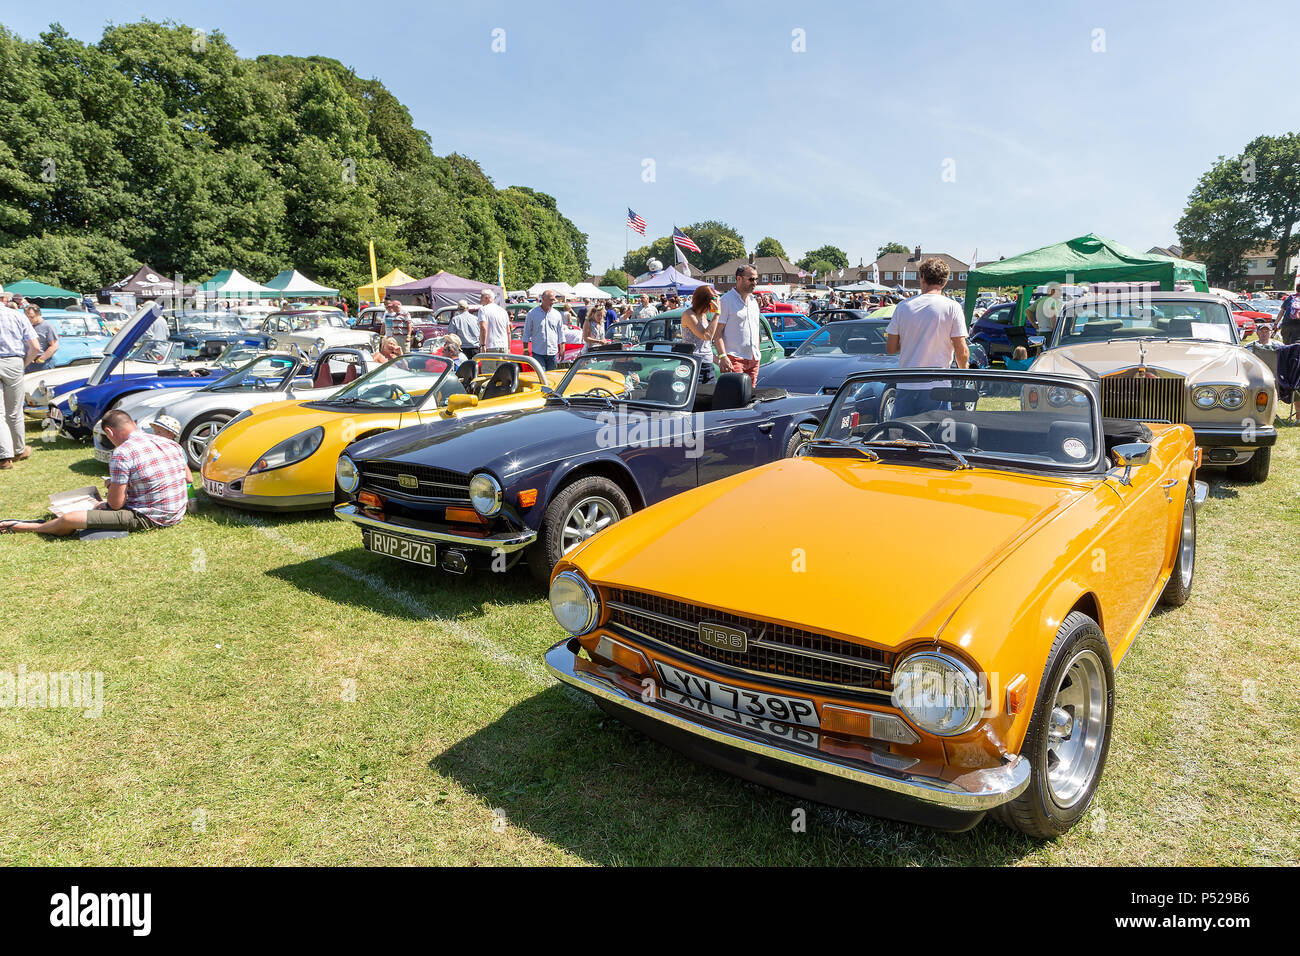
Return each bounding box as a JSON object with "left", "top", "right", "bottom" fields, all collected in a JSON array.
[{"left": 0, "top": 519, "right": 38, "bottom": 533}]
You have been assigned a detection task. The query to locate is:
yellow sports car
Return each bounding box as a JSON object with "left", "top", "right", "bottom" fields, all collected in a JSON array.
[
  {"left": 200, "top": 352, "right": 574, "bottom": 511},
  {"left": 545, "top": 368, "right": 1204, "bottom": 837}
]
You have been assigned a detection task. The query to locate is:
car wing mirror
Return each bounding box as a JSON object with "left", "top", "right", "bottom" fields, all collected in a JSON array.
[
  {"left": 446, "top": 393, "right": 479, "bottom": 411},
  {"left": 1111, "top": 441, "right": 1151, "bottom": 485}
]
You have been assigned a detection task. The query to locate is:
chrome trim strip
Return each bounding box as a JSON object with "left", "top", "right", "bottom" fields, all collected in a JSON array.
[
  {"left": 334, "top": 502, "right": 536, "bottom": 552},
  {"left": 546, "top": 640, "right": 1030, "bottom": 812},
  {"left": 1193, "top": 480, "right": 1208, "bottom": 511},
  {"left": 608, "top": 622, "right": 892, "bottom": 700}
]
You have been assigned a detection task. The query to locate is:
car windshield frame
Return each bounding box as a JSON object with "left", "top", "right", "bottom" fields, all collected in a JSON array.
[
  {"left": 204, "top": 354, "right": 302, "bottom": 392},
  {"left": 810, "top": 368, "right": 1107, "bottom": 476},
  {"left": 792, "top": 319, "right": 891, "bottom": 357},
  {"left": 1052, "top": 297, "right": 1240, "bottom": 347},
  {"left": 553, "top": 350, "right": 701, "bottom": 410},
  {"left": 321, "top": 353, "right": 453, "bottom": 411}
]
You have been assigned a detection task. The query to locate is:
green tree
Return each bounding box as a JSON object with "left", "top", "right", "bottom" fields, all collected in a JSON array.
[
  {"left": 798, "top": 244, "right": 848, "bottom": 271},
  {"left": 876, "top": 241, "right": 910, "bottom": 259},
  {"left": 754, "top": 236, "right": 787, "bottom": 259},
  {"left": 1244, "top": 134, "right": 1300, "bottom": 288},
  {"left": 600, "top": 267, "right": 628, "bottom": 291},
  {"left": 1176, "top": 155, "right": 1262, "bottom": 286}
]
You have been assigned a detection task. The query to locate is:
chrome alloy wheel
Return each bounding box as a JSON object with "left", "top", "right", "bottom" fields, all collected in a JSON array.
[
  {"left": 1045, "top": 648, "right": 1108, "bottom": 808},
  {"left": 560, "top": 496, "right": 618, "bottom": 554},
  {"left": 187, "top": 420, "right": 225, "bottom": 465},
  {"left": 1178, "top": 496, "right": 1195, "bottom": 591}
]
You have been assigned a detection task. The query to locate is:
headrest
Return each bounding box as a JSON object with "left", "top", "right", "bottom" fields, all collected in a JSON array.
[{"left": 712, "top": 371, "right": 753, "bottom": 410}]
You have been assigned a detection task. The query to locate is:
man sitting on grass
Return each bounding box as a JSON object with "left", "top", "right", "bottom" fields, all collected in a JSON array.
[{"left": 2, "top": 409, "right": 189, "bottom": 536}]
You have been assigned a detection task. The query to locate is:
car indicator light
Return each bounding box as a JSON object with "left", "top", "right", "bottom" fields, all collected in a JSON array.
[
  {"left": 1194, "top": 446, "right": 1203, "bottom": 469},
  {"left": 445, "top": 506, "right": 483, "bottom": 524},
  {"left": 1006, "top": 674, "right": 1029, "bottom": 716},
  {"left": 358, "top": 491, "right": 383, "bottom": 510},
  {"left": 518, "top": 488, "right": 538, "bottom": 508},
  {"left": 822, "top": 704, "right": 920, "bottom": 744},
  {"left": 594, "top": 635, "right": 650, "bottom": 676},
  {"left": 1256, "top": 390, "right": 1268, "bottom": 412}
]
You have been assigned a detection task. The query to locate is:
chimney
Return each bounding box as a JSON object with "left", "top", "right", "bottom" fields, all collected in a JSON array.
[
  {"left": 748, "top": 252, "right": 755, "bottom": 264},
  {"left": 913, "top": 245, "right": 922, "bottom": 261}
]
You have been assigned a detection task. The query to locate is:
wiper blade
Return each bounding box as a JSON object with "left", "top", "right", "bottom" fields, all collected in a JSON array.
[
  {"left": 802, "top": 438, "right": 879, "bottom": 460},
  {"left": 858, "top": 439, "right": 971, "bottom": 470},
  {"left": 541, "top": 387, "right": 570, "bottom": 406}
]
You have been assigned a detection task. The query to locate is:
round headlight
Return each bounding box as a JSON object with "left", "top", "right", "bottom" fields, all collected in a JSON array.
[
  {"left": 469, "top": 473, "right": 502, "bottom": 516},
  {"left": 1192, "top": 385, "right": 1218, "bottom": 409},
  {"left": 549, "top": 570, "right": 599, "bottom": 635},
  {"left": 337, "top": 455, "right": 360, "bottom": 494},
  {"left": 68, "top": 394, "right": 79, "bottom": 412},
  {"left": 1219, "top": 386, "right": 1245, "bottom": 410},
  {"left": 891, "top": 651, "right": 985, "bottom": 736},
  {"left": 268, "top": 338, "right": 279, "bottom": 350}
]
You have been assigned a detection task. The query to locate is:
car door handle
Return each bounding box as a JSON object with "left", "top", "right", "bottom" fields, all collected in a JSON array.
[
  {"left": 758, "top": 423, "right": 774, "bottom": 434},
  {"left": 1159, "top": 479, "right": 1179, "bottom": 488}
]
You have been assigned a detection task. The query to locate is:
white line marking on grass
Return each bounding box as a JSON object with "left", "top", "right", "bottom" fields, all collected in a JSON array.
[{"left": 234, "top": 514, "right": 549, "bottom": 686}]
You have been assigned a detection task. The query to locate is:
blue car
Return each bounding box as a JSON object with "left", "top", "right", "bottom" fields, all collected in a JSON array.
[
  {"left": 764, "top": 312, "right": 821, "bottom": 355},
  {"left": 36, "top": 310, "right": 112, "bottom": 369},
  {"left": 49, "top": 304, "right": 260, "bottom": 440},
  {"left": 969, "top": 302, "right": 1046, "bottom": 361},
  {"left": 335, "top": 349, "right": 833, "bottom": 582}
]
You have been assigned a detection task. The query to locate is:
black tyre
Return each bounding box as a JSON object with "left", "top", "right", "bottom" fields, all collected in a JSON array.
[
  {"left": 1227, "top": 445, "right": 1270, "bottom": 483},
  {"left": 181, "top": 412, "right": 233, "bottom": 470},
  {"left": 877, "top": 386, "right": 896, "bottom": 420},
  {"left": 992, "top": 611, "right": 1114, "bottom": 839},
  {"left": 527, "top": 475, "right": 633, "bottom": 584},
  {"left": 1159, "top": 489, "right": 1195, "bottom": 607},
  {"left": 783, "top": 424, "right": 813, "bottom": 458}
]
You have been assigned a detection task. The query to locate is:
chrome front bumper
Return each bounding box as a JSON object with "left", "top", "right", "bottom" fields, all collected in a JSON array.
[
  {"left": 1193, "top": 480, "right": 1209, "bottom": 511},
  {"left": 334, "top": 502, "right": 537, "bottom": 553},
  {"left": 545, "top": 639, "right": 1031, "bottom": 816}
]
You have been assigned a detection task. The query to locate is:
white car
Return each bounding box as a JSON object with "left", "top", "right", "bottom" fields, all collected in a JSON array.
[
  {"left": 258, "top": 310, "right": 377, "bottom": 358},
  {"left": 98, "top": 346, "right": 383, "bottom": 468},
  {"left": 23, "top": 339, "right": 209, "bottom": 419}
]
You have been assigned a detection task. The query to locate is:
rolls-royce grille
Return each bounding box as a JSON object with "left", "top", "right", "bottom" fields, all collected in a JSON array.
[
  {"left": 1101, "top": 375, "right": 1184, "bottom": 424},
  {"left": 359, "top": 461, "right": 470, "bottom": 502},
  {"left": 606, "top": 587, "right": 894, "bottom": 695}
]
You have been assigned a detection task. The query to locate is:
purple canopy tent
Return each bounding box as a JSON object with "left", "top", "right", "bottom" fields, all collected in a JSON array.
[
  {"left": 628, "top": 266, "right": 710, "bottom": 296},
  {"left": 385, "top": 270, "right": 506, "bottom": 310}
]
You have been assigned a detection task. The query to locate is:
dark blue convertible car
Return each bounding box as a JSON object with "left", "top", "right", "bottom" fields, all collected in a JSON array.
[{"left": 335, "top": 350, "right": 833, "bottom": 582}]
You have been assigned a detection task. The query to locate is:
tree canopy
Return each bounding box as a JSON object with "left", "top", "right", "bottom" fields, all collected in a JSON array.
[
  {"left": 798, "top": 244, "right": 848, "bottom": 271},
  {"left": 1177, "top": 133, "right": 1300, "bottom": 287},
  {"left": 876, "top": 241, "right": 910, "bottom": 260},
  {"left": 0, "top": 21, "right": 589, "bottom": 297},
  {"left": 753, "top": 236, "right": 787, "bottom": 260}
]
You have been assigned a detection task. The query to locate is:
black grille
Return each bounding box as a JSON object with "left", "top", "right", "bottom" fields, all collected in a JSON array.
[
  {"left": 606, "top": 588, "right": 893, "bottom": 695},
  {"left": 1101, "top": 375, "right": 1184, "bottom": 424},
  {"left": 359, "top": 461, "right": 470, "bottom": 502}
]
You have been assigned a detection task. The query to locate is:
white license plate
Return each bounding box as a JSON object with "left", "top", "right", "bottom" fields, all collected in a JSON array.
[
  {"left": 655, "top": 686, "right": 821, "bottom": 749},
  {"left": 365, "top": 529, "right": 436, "bottom": 567},
  {"left": 203, "top": 477, "right": 225, "bottom": 497},
  {"left": 653, "top": 661, "right": 819, "bottom": 728}
]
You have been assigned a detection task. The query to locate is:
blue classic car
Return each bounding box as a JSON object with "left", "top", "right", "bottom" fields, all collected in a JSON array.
[
  {"left": 169, "top": 311, "right": 266, "bottom": 358},
  {"left": 758, "top": 318, "right": 990, "bottom": 397},
  {"left": 969, "top": 301, "right": 1046, "bottom": 361},
  {"left": 334, "top": 350, "right": 833, "bottom": 582},
  {"left": 764, "top": 312, "right": 821, "bottom": 355},
  {"left": 48, "top": 304, "right": 259, "bottom": 440},
  {"left": 36, "top": 310, "right": 112, "bottom": 369}
]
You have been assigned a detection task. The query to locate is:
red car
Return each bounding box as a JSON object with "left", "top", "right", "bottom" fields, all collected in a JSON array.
[
  {"left": 1230, "top": 303, "right": 1270, "bottom": 338},
  {"left": 509, "top": 321, "right": 583, "bottom": 361}
]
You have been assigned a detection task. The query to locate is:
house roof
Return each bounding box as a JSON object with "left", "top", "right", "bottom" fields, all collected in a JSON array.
[
  {"left": 872, "top": 251, "right": 970, "bottom": 273},
  {"left": 705, "top": 255, "right": 802, "bottom": 277}
]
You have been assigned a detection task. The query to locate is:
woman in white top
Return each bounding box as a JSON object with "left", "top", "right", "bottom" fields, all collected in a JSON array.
[{"left": 680, "top": 285, "right": 720, "bottom": 384}]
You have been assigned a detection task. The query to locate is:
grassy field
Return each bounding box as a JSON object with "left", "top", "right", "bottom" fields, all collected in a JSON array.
[{"left": 1, "top": 415, "right": 1298, "bottom": 866}]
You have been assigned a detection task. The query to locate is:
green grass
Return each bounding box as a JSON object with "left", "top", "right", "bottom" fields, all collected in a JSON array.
[{"left": 1, "top": 417, "right": 1298, "bottom": 865}]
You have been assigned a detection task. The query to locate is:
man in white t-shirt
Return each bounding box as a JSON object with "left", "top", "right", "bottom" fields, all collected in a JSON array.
[
  {"left": 716, "top": 264, "right": 763, "bottom": 385},
  {"left": 477, "top": 290, "right": 510, "bottom": 353},
  {"left": 885, "top": 257, "right": 969, "bottom": 417}
]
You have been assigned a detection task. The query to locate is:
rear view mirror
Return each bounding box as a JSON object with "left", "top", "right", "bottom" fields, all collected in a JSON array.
[{"left": 930, "top": 386, "right": 979, "bottom": 404}]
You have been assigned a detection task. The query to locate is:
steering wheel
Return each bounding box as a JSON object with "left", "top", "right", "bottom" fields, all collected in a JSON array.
[
  {"left": 388, "top": 385, "right": 412, "bottom": 404},
  {"left": 861, "top": 419, "right": 933, "bottom": 443},
  {"left": 578, "top": 386, "right": 619, "bottom": 399}
]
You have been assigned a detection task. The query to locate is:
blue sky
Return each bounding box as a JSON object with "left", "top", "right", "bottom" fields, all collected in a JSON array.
[{"left": 6, "top": 1, "right": 1296, "bottom": 274}]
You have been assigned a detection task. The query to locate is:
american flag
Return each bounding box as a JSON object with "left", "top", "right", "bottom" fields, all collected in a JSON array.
[
  {"left": 672, "top": 227, "right": 701, "bottom": 253},
  {"left": 626, "top": 208, "right": 646, "bottom": 235}
]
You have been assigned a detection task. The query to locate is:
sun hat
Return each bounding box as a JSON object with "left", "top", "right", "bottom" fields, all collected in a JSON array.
[{"left": 151, "top": 415, "right": 183, "bottom": 436}]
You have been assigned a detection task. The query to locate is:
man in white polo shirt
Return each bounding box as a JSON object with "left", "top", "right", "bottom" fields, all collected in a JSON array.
[
  {"left": 477, "top": 289, "right": 510, "bottom": 353},
  {"left": 885, "top": 257, "right": 969, "bottom": 417},
  {"left": 716, "top": 264, "right": 763, "bottom": 385}
]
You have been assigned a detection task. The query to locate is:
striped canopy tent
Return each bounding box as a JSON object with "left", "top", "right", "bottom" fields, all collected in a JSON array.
[
  {"left": 357, "top": 268, "right": 417, "bottom": 305},
  {"left": 265, "top": 269, "right": 338, "bottom": 298},
  {"left": 4, "top": 278, "right": 81, "bottom": 302}
]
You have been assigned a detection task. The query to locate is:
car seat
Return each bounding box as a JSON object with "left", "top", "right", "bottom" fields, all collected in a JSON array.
[
  {"left": 711, "top": 372, "right": 753, "bottom": 410},
  {"left": 314, "top": 361, "right": 334, "bottom": 389},
  {"left": 921, "top": 421, "right": 979, "bottom": 449},
  {"left": 844, "top": 337, "right": 872, "bottom": 354},
  {"left": 342, "top": 363, "right": 360, "bottom": 384},
  {"left": 480, "top": 362, "right": 519, "bottom": 401},
  {"left": 644, "top": 368, "right": 680, "bottom": 404},
  {"left": 456, "top": 360, "right": 478, "bottom": 390}
]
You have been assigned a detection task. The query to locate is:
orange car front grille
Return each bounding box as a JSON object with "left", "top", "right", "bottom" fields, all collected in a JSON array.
[
  {"left": 606, "top": 588, "right": 894, "bottom": 697},
  {"left": 1101, "top": 375, "right": 1184, "bottom": 424}
]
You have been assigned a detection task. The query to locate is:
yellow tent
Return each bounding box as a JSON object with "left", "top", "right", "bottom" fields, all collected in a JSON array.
[{"left": 357, "top": 268, "right": 417, "bottom": 304}]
